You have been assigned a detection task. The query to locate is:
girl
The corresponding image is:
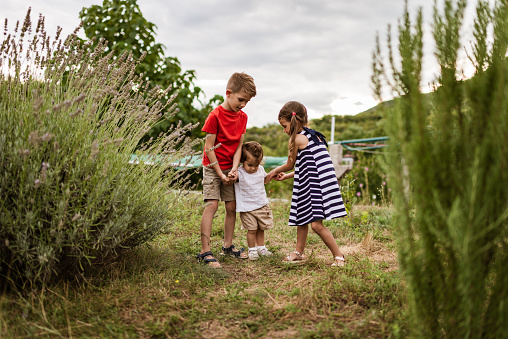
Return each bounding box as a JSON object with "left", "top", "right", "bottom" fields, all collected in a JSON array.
[{"left": 267, "top": 101, "right": 347, "bottom": 266}]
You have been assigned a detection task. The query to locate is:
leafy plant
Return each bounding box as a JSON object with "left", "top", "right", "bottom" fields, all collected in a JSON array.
[
  {"left": 349, "top": 153, "right": 390, "bottom": 205},
  {"left": 0, "top": 9, "right": 200, "bottom": 288},
  {"left": 372, "top": 0, "right": 508, "bottom": 337},
  {"left": 339, "top": 172, "right": 357, "bottom": 214}
]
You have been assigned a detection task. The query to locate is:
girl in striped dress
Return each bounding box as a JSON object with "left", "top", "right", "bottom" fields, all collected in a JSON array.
[{"left": 267, "top": 101, "right": 347, "bottom": 267}]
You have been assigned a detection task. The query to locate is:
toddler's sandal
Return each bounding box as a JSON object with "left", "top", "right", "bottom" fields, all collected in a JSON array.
[
  {"left": 331, "top": 256, "right": 345, "bottom": 267},
  {"left": 197, "top": 251, "right": 222, "bottom": 268},
  {"left": 283, "top": 251, "right": 306, "bottom": 264}
]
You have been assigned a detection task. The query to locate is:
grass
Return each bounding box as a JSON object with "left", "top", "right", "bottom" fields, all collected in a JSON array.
[{"left": 0, "top": 197, "right": 408, "bottom": 338}]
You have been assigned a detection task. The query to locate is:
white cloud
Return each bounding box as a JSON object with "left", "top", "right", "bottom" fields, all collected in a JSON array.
[{"left": 4, "top": 0, "right": 485, "bottom": 129}]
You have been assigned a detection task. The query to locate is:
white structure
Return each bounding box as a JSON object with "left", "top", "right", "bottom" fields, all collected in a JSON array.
[{"left": 329, "top": 143, "right": 353, "bottom": 179}]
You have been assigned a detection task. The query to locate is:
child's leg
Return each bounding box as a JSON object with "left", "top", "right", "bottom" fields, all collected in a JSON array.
[
  {"left": 200, "top": 199, "right": 219, "bottom": 253},
  {"left": 247, "top": 230, "right": 257, "bottom": 248},
  {"left": 296, "top": 225, "right": 309, "bottom": 254},
  {"left": 310, "top": 220, "right": 344, "bottom": 258},
  {"left": 255, "top": 229, "right": 265, "bottom": 247},
  {"left": 285, "top": 225, "right": 309, "bottom": 261},
  {"left": 224, "top": 200, "right": 247, "bottom": 258},
  {"left": 247, "top": 229, "right": 260, "bottom": 260},
  {"left": 223, "top": 200, "right": 237, "bottom": 247},
  {"left": 256, "top": 230, "right": 273, "bottom": 256}
]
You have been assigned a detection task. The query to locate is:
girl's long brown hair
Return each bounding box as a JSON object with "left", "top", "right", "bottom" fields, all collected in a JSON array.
[{"left": 278, "top": 101, "right": 308, "bottom": 162}]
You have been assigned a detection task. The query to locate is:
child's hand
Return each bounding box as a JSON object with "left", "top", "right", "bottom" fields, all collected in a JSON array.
[
  {"left": 228, "top": 169, "right": 238, "bottom": 181},
  {"left": 266, "top": 170, "right": 277, "bottom": 182},
  {"left": 220, "top": 174, "right": 231, "bottom": 185},
  {"left": 275, "top": 173, "right": 287, "bottom": 181}
]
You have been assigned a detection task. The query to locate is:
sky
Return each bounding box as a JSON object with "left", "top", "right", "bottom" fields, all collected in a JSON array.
[{"left": 3, "top": 0, "right": 482, "bottom": 127}]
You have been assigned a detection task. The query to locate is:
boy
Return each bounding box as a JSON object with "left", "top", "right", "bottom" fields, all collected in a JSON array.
[
  {"left": 234, "top": 142, "right": 274, "bottom": 260},
  {"left": 197, "top": 72, "right": 256, "bottom": 268}
]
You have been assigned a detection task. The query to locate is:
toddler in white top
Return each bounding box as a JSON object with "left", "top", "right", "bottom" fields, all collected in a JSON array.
[{"left": 234, "top": 142, "right": 274, "bottom": 260}]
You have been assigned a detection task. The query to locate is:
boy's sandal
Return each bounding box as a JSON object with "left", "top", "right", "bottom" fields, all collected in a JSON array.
[
  {"left": 221, "top": 244, "right": 248, "bottom": 259},
  {"left": 331, "top": 256, "right": 345, "bottom": 267},
  {"left": 283, "top": 251, "right": 306, "bottom": 264},
  {"left": 197, "top": 251, "right": 222, "bottom": 268}
]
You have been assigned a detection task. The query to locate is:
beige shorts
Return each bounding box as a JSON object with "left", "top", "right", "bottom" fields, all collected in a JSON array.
[
  {"left": 240, "top": 205, "right": 274, "bottom": 231},
  {"left": 202, "top": 166, "right": 235, "bottom": 201}
]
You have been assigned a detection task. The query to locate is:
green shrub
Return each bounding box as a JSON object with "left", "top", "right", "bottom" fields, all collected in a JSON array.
[
  {"left": 372, "top": 0, "right": 507, "bottom": 337},
  {"left": 0, "top": 9, "right": 200, "bottom": 288},
  {"left": 349, "top": 153, "right": 391, "bottom": 205}
]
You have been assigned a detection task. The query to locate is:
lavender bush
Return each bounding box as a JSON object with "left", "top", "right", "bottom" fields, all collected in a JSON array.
[{"left": 0, "top": 9, "right": 200, "bottom": 288}]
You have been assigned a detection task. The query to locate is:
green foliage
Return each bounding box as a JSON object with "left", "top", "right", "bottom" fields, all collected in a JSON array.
[
  {"left": 245, "top": 105, "right": 389, "bottom": 157},
  {"left": 79, "top": 0, "right": 217, "bottom": 142},
  {"left": 372, "top": 0, "right": 508, "bottom": 337},
  {"left": 339, "top": 172, "right": 358, "bottom": 214},
  {"left": 349, "top": 153, "right": 391, "bottom": 206},
  {"left": 0, "top": 10, "right": 200, "bottom": 288},
  {"left": 244, "top": 123, "right": 289, "bottom": 156}
]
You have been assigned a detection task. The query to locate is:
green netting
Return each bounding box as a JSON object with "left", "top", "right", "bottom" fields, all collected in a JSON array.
[{"left": 129, "top": 154, "right": 288, "bottom": 169}]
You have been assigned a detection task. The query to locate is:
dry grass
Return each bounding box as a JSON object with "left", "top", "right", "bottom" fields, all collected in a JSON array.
[{"left": 1, "top": 199, "right": 407, "bottom": 338}]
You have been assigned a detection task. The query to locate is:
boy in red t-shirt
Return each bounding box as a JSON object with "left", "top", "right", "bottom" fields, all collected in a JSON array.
[{"left": 197, "top": 72, "right": 257, "bottom": 268}]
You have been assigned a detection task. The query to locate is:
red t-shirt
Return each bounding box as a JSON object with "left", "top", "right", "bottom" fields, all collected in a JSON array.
[{"left": 201, "top": 105, "right": 248, "bottom": 170}]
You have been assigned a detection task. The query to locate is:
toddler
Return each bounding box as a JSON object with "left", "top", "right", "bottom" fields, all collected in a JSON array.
[{"left": 234, "top": 141, "right": 274, "bottom": 260}]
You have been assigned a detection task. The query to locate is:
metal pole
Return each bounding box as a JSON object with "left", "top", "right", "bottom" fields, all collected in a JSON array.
[{"left": 330, "top": 115, "right": 335, "bottom": 144}]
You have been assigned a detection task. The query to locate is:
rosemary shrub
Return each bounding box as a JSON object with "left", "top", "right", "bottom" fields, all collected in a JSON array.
[
  {"left": 372, "top": 0, "right": 507, "bottom": 337},
  {"left": 0, "top": 9, "right": 200, "bottom": 288}
]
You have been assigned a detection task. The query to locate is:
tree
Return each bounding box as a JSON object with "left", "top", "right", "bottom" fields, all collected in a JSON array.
[{"left": 79, "top": 0, "right": 218, "bottom": 141}]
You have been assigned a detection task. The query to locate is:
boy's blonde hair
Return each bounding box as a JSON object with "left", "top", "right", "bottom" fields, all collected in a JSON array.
[
  {"left": 241, "top": 141, "right": 264, "bottom": 165},
  {"left": 227, "top": 72, "right": 257, "bottom": 97},
  {"left": 278, "top": 101, "right": 308, "bottom": 162}
]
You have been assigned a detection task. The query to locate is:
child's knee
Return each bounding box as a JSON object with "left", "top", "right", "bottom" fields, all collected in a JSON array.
[
  {"left": 204, "top": 199, "right": 219, "bottom": 212},
  {"left": 311, "top": 222, "right": 325, "bottom": 233},
  {"left": 225, "top": 200, "right": 236, "bottom": 213}
]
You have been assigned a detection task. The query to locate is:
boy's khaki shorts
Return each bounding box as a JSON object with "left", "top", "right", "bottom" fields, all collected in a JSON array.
[
  {"left": 202, "top": 166, "right": 235, "bottom": 201},
  {"left": 240, "top": 205, "right": 274, "bottom": 231}
]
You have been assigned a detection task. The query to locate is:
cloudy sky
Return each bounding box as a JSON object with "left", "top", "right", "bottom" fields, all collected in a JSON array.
[{"left": 3, "top": 1, "right": 481, "bottom": 127}]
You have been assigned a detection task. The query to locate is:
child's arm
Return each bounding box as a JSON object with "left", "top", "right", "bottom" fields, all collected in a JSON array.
[
  {"left": 205, "top": 133, "right": 229, "bottom": 184},
  {"left": 266, "top": 134, "right": 307, "bottom": 180},
  {"left": 228, "top": 134, "right": 244, "bottom": 183},
  {"left": 264, "top": 173, "right": 272, "bottom": 184}
]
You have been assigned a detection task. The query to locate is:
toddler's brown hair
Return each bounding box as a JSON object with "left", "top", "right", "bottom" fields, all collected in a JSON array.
[{"left": 241, "top": 141, "right": 264, "bottom": 165}]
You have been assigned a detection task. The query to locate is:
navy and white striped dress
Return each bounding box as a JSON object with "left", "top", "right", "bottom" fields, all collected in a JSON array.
[{"left": 289, "top": 128, "right": 347, "bottom": 226}]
